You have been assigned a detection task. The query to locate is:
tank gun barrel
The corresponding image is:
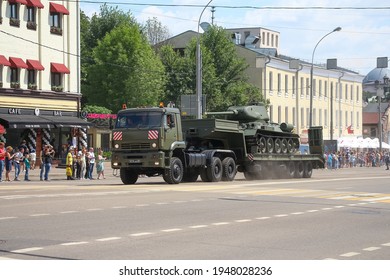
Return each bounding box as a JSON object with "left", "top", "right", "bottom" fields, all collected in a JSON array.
[{"left": 205, "top": 110, "right": 238, "bottom": 116}]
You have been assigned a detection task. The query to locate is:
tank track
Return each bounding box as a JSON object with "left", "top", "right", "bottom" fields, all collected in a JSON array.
[{"left": 245, "top": 131, "right": 300, "bottom": 155}]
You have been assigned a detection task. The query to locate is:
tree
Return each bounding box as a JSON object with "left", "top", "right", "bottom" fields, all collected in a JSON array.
[
  {"left": 84, "top": 24, "right": 166, "bottom": 112},
  {"left": 142, "top": 17, "right": 170, "bottom": 46},
  {"left": 82, "top": 105, "right": 112, "bottom": 114}
]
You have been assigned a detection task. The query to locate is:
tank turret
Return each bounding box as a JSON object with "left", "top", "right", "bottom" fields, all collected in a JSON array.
[{"left": 206, "top": 103, "right": 300, "bottom": 155}]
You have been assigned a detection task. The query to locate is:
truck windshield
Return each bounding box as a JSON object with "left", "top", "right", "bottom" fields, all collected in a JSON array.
[{"left": 116, "top": 112, "right": 162, "bottom": 129}]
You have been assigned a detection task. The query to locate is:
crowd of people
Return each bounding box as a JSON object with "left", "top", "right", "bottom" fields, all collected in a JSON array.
[
  {"left": 0, "top": 140, "right": 106, "bottom": 182},
  {"left": 324, "top": 149, "right": 390, "bottom": 170}
]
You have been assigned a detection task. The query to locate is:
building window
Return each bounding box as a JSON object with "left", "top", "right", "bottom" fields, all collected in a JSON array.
[
  {"left": 50, "top": 13, "right": 62, "bottom": 35},
  {"left": 306, "top": 108, "right": 310, "bottom": 127},
  {"left": 306, "top": 78, "right": 309, "bottom": 97},
  {"left": 275, "top": 35, "right": 279, "bottom": 48},
  {"left": 271, "top": 34, "right": 274, "bottom": 46},
  {"left": 269, "top": 72, "right": 273, "bottom": 92},
  {"left": 292, "top": 76, "right": 296, "bottom": 96},
  {"left": 339, "top": 83, "right": 342, "bottom": 100},
  {"left": 357, "top": 112, "right": 360, "bottom": 127},
  {"left": 301, "top": 108, "right": 304, "bottom": 128},
  {"left": 350, "top": 85, "right": 354, "bottom": 101},
  {"left": 10, "top": 68, "right": 20, "bottom": 88},
  {"left": 319, "top": 109, "right": 322, "bottom": 126},
  {"left": 101, "top": 133, "right": 110, "bottom": 151},
  {"left": 300, "top": 77, "right": 304, "bottom": 97},
  {"left": 10, "top": 3, "right": 20, "bottom": 27},
  {"left": 345, "top": 111, "right": 348, "bottom": 127},
  {"left": 351, "top": 111, "right": 354, "bottom": 127},
  {"left": 267, "top": 33, "right": 270, "bottom": 46},
  {"left": 27, "top": 70, "right": 37, "bottom": 89},
  {"left": 277, "top": 73, "right": 281, "bottom": 93},
  {"left": 319, "top": 80, "right": 322, "bottom": 98},
  {"left": 27, "top": 7, "right": 37, "bottom": 30},
  {"left": 278, "top": 106, "right": 281, "bottom": 123},
  {"left": 292, "top": 108, "right": 296, "bottom": 126},
  {"left": 356, "top": 86, "right": 360, "bottom": 102},
  {"left": 324, "top": 109, "right": 328, "bottom": 127},
  {"left": 313, "top": 79, "right": 316, "bottom": 97},
  {"left": 51, "top": 73, "right": 63, "bottom": 91},
  {"left": 345, "top": 84, "right": 348, "bottom": 100},
  {"left": 324, "top": 81, "right": 328, "bottom": 98},
  {"left": 313, "top": 108, "right": 316, "bottom": 125},
  {"left": 285, "top": 107, "right": 288, "bottom": 123},
  {"left": 269, "top": 105, "right": 273, "bottom": 122},
  {"left": 262, "top": 32, "right": 265, "bottom": 45},
  {"left": 285, "top": 74, "right": 288, "bottom": 95}
]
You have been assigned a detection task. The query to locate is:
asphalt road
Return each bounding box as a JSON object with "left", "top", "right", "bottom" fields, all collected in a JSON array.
[{"left": 1, "top": 166, "right": 390, "bottom": 260}]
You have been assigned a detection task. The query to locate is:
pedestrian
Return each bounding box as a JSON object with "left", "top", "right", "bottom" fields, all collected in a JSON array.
[
  {"left": 96, "top": 149, "right": 106, "bottom": 179},
  {"left": 79, "top": 147, "right": 87, "bottom": 180},
  {"left": 66, "top": 147, "right": 74, "bottom": 180},
  {"left": 29, "top": 148, "right": 36, "bottom": 170},
  {"left": 5, "top": 146, "right": 14, "bottom": 182},
  {"left": 18, "top": 140, "right": 28, "bottom": 172},
  {"left": 13, "top": 147, "right": 24, "bottom": 181},
  {"left": 24, "top": 154, "right": 31, "bottom": 181},
  {"left": 87, "top": 147, "right": 95, "bottom": 179},
  {"left": 0, "top": 142, "right": 5, "bottom": 182},
  {"left": 42, "top": 145, "right": 54, "bottom": 181}
]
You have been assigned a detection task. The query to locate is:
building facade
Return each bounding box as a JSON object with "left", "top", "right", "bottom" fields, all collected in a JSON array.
[{"left": 0, "top": 0, "right": 88, "bottom": 160}]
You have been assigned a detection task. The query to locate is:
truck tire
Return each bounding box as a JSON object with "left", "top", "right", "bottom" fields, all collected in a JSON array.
[
  {"left": 294, "top": 161, "right": 304, "bottom": 178},
  {"left": 303, "top": 161, "right": 313, "bottom": 178},
  {"left": 163, "top": 157, "right": 183, "bottom": 184},
  {"left": 182, "top": 169, "right": 199, "bottom": 182},
  {"left": 207, "top": 157, "right": 223, "bottom": 182},
  {"left": 222, "top": 157, "right": 236, "bottom": 181},
  {"left": 120, "top": 168, "right": 138, "bottom": 184},
  {"left": 244, "top": 171, "right": 256, "bottom": 180},
  {"left": 200, "top": 167, "right": 210, "bottom": 182}
]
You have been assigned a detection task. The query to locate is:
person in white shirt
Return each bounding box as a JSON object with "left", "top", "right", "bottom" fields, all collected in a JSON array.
[{"left": 87, "top": 147, "right": 95, "bottom": 179}]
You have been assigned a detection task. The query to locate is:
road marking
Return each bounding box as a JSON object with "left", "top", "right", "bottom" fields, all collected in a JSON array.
[
  {"left": 130, "top": 232, "right": 153, "bottom": 237},
  {"left": 347, "top": 204, "right": 358, "bottom": 206},
  {"left": 235, "top": 219, "right": 252, "bottom": 223},
  {"left": 334, "top": 205, "right": 345, "bottom": 208},
  {"left": 291, "top": 212, "right": 304, "bottom": 215},
  {"left": 60, "top": 241, "right": 89, "bottom": 246},
  {"left": 161, "top": 228, "right": 182, "bottom": 233},
  {"left": 0, "top": 216, "right": 17, "bottom": 220},
  {"left": 274, "top": 214, "right": 288, "bottom": 218},
  {"left": 189, "top": 225, "right": 208, "bottom": 229},
  {"left": 11, "top": 247, "right": 43, "bottom": 253},
  {"left": 156, "top": 202, "right": 168, "bottom": 205},
  {"left": 136, "top": 204, "right": 149, "bottom": 207},
  {"left": 112, "top": 206, "right": 127, "bottom": 209},
  {"left": 340, "top": 252, "right": 360, "bottom": 257},
  {"left": 212, "top": 222, "right": 230, "bottom": 226},
  {"left": 306, "top": 210, "right": 319, "bottom": 213},
  {"left": 363, "top": 247, "right": 381, "bottom": 251},
  {"left": 256, "top": 217, "right": 270, "bottom": 220},
  {"left": 30, "top": 214, "right": 50, "bottom": 217},
  {"left": 60, "top": 211, "right": 79, "bottom": 214},
  {"left": 86, "top": 208, "right": 103, "bottom": 211},
  {"left": 173, "top": 201, "right": 186, "bottom": 203},
  {"left": 96, "top": 237, "right": 121, "bottom": 242},
  {"left": 382, "top": 242, "right": 390, "bottom": 246},
  {"left": 322, "top": 208, "right": 333, "bottom": 210}
]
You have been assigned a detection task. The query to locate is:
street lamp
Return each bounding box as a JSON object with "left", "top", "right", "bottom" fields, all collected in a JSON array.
[
  {"left": 378, "top": 74, "right": 390, "bottom": 153},
  {"left": 196, "top": 0, "right": 213, "bottom": 119},
  {"left": 309, "top": 27, "right": 341, "bottom": 128}
]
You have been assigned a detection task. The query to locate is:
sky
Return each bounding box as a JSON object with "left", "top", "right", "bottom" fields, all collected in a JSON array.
[{"left": 80, "top": 0, "right": 390, "bottom": 76}]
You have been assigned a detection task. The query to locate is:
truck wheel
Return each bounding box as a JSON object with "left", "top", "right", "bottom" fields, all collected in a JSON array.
[
  {"left": 222, "top": 157, "right": 236, "bottom": 181},
  {"left": 182, "top": 169, "right": 199, "bottom": 182},
  {"left": 163, "top": 157, "right": 183, "bottom": 184},
  {"left": 303, "top": 161, "right": 313, "bottom": 178},
  {"left": 294, "top": 161, "right": 304, "bottom": 178},
  {"left": 120, "top": 168, "right": 138, "bottom": 184},
  {"left": 207, "top": 157, "right": 223, "bottom": 182},
  {"left": 200, "top": 167, "right": 210, "bottom": 182},
  {"left": 244, "top": 171, "right": 256, "bottom": 180}
]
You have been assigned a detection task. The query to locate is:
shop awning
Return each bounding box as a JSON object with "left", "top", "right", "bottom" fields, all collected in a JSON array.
[
  {"left": 9, "top": 57, "right": 28, "bottom": 69},
  {"left": 51, "top": 62, "right": 70, "bottom": 74},
  {"left": 0, "top": 55, "right": 11, "bottom": 67},
  {"left": 27, "top": 59, "right": 45, "bottom": 71},
  {"left": 26, "top": 0, "right": 44, "bottom": 8},
  {"left": 49, "top": 2, "right": 69, "bottom": 15},
  {"left": 40, "top": 115, "right": 92, "bottom": 128},
  {"left": 8, "top": 0, "right": 28, "bottom": 5},
  {"left": 0, "top": 114, "right": 54, "bottom": 129}
]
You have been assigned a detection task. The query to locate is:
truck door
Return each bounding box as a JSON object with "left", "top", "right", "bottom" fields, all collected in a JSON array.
[{"left": 163, "top": 113, "right": 179, "bottom": 144}]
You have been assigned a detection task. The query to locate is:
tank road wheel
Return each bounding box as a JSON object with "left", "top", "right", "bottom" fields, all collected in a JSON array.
[
  {"left": 281, "top": 139, "right": 288, "bottom": 154},
  {"left": 207, "top": 157, "right": 223, "bottom": 182},
  {"left": 222, "top": 157, "right": 236, "bottom": 181},
  {"left": 182, "top": 169, "right": 199, "bottom": 182},
  {"left": 163, "top": 157, "right": 183, "bottom": 184},
  {"left": 257, "top": 137, "right": 267, "bottom": 153},
  {"left": 120, "top": 168, "right": 138, "bottom": 184},
  {"left": 266, "top": 138, "right": 274, "bottom": 153},
  {"left": 287, "top": 161, "right": 296, "bottom": 178},
  {"left": 287, "top": 139, "right": 294, "bottom": 153},
  {"left": 303, "top": 161, "right": 313, "bottom": 178},
  {"left": 294, "top": 161, "right": 304, "bottom": 178},
  {"left": 274, "top": 138, "right": 282, "bottom": 154}
]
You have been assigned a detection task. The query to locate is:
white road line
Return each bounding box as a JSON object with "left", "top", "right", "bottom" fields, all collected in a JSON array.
[
  {"left": 334, "top": 206, "right": 345, "bottom": 208},
  {"left": 235, "top": 219, "right": 252, "bottom": 223},
  {"left": 363, "top": 247, "right": 381, "bottom": 251},
  {"left": 382, "top": 242, "right": 390, "bottom": 246},
  {"left": 347, "top": 204, "right": 358, "bottom": 206},
  {"left": 212, "top": 222, "right": 230, "bottom": 226},
  {"left": 291, "top": 212, "right": 304, "bottom": 215},
  {"left": 112, "top": 206, "right": 127, "bottom": 209},
  {"left": 60, "top": 211, "right": 79, "bottom": 214},
  {"left": 366, "top": 196, "right": 390, "bottom": 202},
  {"left": 0, "top": 216, "right": 17, "bottom": 220},
  {"left": 30, "top": 214, "right": 50, "bottom": 217},
  {"left": 274, "top": 214, "right": 288, "bottom": 218},
  {"left": 189, "top": 225, "right": 208, "bottom": 229},
  {"left": 191, "top": 199, "right": 203, "bottom": 202},
  {"left": 306, "top": 210, "right": 319, "bottom": 213},
  {"left": 161, "top": 228, "right": 182, "bottom": 233},
  {"left": 86, "top": 208, "right": 103, "bottom": 211},
  {"left": 156, "top": 203, "right": 168, "bottom": 205},
  {"left": 357, "top": 202, "right": 368, "bottom": 205},
  {"left": 130, "top": 232, "right": 153, "bottom": 237},
  {"left": 60, "top": 241, "right": 89, "bottom": 246},
  {"left": 322, "top": 208, "right": 333, "bottom": 210},
  {"left": 256, "top": 217, "right": 270, "bottom": 220},
  {"left": 136, "top": 204, "right": 149, "bottom": 207},
  {"left": 340, "top": 252, "right": 360, "bottom": 257},
  {"left": 11, "top": 247, "right": 43, "bottom": 253},
  {"left": 96, "top": 237, "right": 121, "bottom": 242},
  {"left": 173, "top": 201, "right": 186, "bottom": 203}
]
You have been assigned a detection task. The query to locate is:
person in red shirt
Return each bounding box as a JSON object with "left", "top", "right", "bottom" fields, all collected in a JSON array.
[{"left": 0, "top": 142, "right": 5, "bottom": 182}]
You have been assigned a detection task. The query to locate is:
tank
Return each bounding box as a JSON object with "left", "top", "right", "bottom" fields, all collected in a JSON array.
[{"left": 206, "top": 103, "right": 300, "bottom": 155}]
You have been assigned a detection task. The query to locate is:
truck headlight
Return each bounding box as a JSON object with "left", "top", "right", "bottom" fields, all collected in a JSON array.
[
  {"left": 114, "top": 144, "right": 119, "bottom": 149},
  {"left": 152, "top": 142, "right": 157, "bottom": 148}
]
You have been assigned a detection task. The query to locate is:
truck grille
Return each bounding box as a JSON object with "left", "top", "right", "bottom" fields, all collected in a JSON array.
[{"left": 121, "top": 143, "right": 150, "bottom": 150}]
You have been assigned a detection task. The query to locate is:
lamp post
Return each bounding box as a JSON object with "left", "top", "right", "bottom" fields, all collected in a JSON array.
[
  {"left": 378, "top": 74, "right": 389, "bottom": 153},
  {"left": 309, "top": 27, "right": 341, "bottom": 128},
  {"left": 196, "top": 0, "right": 213, "bottom": 119}
]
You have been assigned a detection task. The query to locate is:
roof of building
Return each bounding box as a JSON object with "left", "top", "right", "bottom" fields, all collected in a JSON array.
[{"left": 363, "top": 68, "right": 390, "bottom": 84}]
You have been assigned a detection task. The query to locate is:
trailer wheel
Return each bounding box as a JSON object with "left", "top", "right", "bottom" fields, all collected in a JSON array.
[
  {"left": 207, "top": 157, "right": 223, "bottom": 182},
  {"left": 222, "top": 157, "right": 236, "bottom": 181},
  {"left": 266, "top": 138, "right": 274, "bottom": 153},
  {"left": 294, "top": 161, "right": 304, "bottom": 178},
  {"left": 303, "top": 161, "right": 313, "bottom": 178},
  {"left": 163, "top": 157, "right": 183, "bottom": 184},
  {"left": 182, "top": 169, "right": 199, "bottom": 182},
  {"left": 120, "top": 168, "right": 138, "bottom": 184}
]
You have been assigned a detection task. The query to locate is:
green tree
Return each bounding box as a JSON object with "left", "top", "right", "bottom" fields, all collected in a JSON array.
[
  {"left": 84, "top": 24, "right": 166, "bottom": 112},
  {"left": 82, "top": 105, "right": 112, "bottom": 114}
]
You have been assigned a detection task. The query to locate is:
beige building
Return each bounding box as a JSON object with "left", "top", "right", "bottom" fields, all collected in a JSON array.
[{"left": 0, "top": 0, "right": 88, "bottom": 160}]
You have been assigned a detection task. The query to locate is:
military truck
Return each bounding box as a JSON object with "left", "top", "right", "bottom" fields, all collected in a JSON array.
[{"left": 111, "top": 103, "right": 325, "bottom": 184}]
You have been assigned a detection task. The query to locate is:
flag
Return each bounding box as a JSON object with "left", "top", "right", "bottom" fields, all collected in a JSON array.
[{"left": 346, "top": 125, "right": 354, "bottom": 134}]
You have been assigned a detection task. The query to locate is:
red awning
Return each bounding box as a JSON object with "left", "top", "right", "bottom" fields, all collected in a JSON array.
[
  {"left": 26, "top": 0, "right": 44, "bottom": 8},
  {"left": 8, "top": 0, "right": 28, "bottom": 5},
  {"left": 9, "top": 57, "right": 28, "bottom": 69},
  {"left": 49, "top": 2, "right": 69, "bottom": 15},
  {"left": 26, "top": 59, "right": 44, "bottom": 71},
  {"left": 0, "top": 55, "right": 11, "bottom": 67},
  {"left": 51, "top": 63, "right": 70, "bottom": 74}
]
